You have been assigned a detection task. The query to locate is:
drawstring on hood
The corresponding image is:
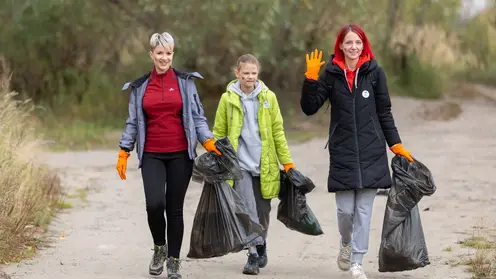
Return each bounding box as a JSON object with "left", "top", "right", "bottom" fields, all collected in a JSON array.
[
  {"left": 334, "top": 54, "right": 371, "bottom": 91},
  {"left": 228, "top": 80, "right": 263, "bottom": 119},
  {"left": 229, "top": 80, "right": 263, "bottom": 100},
  {"left": 227, "top": 80, "right": 264, "bottom": 175}
]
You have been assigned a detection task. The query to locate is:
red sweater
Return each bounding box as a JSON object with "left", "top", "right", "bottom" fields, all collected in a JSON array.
[{"left": 143, "top": 68, "right": 188, "bottom": 153}]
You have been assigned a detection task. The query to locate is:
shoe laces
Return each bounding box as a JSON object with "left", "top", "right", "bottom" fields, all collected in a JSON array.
[
  {"left": 340, "top": 246, "right": 351, "bottom": 258},
  {"left": 151, "top": 246, "right": 166, "bottom": 265},
  {"left": 167, "top": 258, "right": 181, "bottom": 273}
]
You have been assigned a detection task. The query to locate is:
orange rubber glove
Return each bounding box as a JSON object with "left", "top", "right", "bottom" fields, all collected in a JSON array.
[
  {"left": 305, "top": 49, "right": 325, "bottom": 80},
  {"left": 203, "top": 138, "right": 222, "bottom": 155},
  {"left": 283, "top": 163, "right": 295, "bottom": 173},
  {"left": 116, "top": 149, "right": 130, "bottom": 180},
  {"left": 390, "top": 143, "right": 414, "bottom": 162}
]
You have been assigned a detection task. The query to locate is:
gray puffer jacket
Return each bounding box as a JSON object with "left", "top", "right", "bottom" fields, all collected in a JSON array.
[{"left": 119, "top": 68, "right": 213, "bottom": 168}]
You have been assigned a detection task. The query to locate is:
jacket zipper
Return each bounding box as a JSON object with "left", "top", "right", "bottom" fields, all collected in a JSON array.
[
  {"left": 161, "top": 75, "right": 164, "bottom": 101},
  {"left": 133, "top": 85, "right": 140, "bottom": 156},
  {"left": 341, "top": 70, "right": 363, "bottom": 188},
  {"left": 352, "top": 97, "right": 363, "bottom": 188},
  {"left": 261, "top": 94, "right": 271, "bottom": 177},
  {"left": 182, "top": 77, "right": 191, "bottom": 155},
  {"left": 230, "top": 91, "right": 272, "bottom": 178}
]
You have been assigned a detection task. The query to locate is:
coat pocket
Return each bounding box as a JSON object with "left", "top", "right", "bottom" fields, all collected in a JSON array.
[
  {"left": 325, "top": 123, "right": 339, "bottom": 149},
  {"left": 370, "top": 114, "right": 384, "bottom": 142}
]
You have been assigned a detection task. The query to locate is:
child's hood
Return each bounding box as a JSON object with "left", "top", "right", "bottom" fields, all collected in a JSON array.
[{"left": 228, "top": 80, "right": 263, "bottom": 100}]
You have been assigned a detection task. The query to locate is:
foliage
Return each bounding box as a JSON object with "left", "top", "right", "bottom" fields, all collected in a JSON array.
[
  {"left": 0, "top": 0, "right": 494, "bottom": 129},
  {"left": 0, "top": 70, "right": 62, "bottom": 263}
]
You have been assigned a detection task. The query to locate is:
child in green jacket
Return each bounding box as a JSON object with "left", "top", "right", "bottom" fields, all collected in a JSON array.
[{"left": 212, "top": 54, "right": 295, "bottom": 275}]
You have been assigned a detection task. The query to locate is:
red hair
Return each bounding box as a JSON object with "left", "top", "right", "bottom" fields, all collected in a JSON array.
[{"left": 333, "top": 24, "right": 374, "bottom": 61}]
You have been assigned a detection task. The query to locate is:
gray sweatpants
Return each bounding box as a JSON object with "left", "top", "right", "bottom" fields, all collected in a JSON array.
[
  {"left": 335, "top": 189, "right": 377, "bottom": 263},
  {"left": 234, "top": 171, "right": 272, "bottom": 247}
]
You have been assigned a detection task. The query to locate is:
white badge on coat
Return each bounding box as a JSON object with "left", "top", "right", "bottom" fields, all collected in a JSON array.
[
  {"left": 263, "top": 101, "right": 270, "bottom": 108},
  {"left": 362, "top": 90, "right": 370, "bottom": 99}
]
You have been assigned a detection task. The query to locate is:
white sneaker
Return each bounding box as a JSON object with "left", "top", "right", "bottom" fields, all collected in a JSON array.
[
  {"left": 337, "top": 242, "right": 352, "bottom": 271},
  {"left": 350, "top": 263, "right": 368, "bottom": 279}
]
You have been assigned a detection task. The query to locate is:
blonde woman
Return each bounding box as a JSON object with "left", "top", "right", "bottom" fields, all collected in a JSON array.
[{"left": 116, "top": 32, "right": 220, "bottom": 279}]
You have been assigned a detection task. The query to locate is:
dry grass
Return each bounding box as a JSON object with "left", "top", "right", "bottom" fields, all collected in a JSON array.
[
  {"left": 458, "top": 222, "right": 496, "bottom": 279},
  {"left": 390, "top": 23, "right": 480, "bottom": 72},
  {"left": 0, "top": 59, "right": 62, "bottom": 264}
]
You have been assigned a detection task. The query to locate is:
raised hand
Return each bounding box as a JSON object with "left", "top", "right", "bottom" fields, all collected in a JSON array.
[{"left": 305, "top": 49, "right": 325, "bottom": 80}]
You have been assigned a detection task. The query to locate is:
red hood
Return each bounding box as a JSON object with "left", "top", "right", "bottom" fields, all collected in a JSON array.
[{"left": 333, "top": 54, "right": 371, "bottom": 72}]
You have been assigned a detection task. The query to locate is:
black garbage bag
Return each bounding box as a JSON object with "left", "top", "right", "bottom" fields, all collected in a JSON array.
[
  {"left": 277, "top": 168, "right": 324, "bottom": 236},
  {"left": 187, "top": 137, "right": 265, "bottom": 259},
  {"left": 191, "top": 137, "right": 243, "bottom": 184},
  {"left": 378, "top": 155, "right": 436, "bottom": 272}
]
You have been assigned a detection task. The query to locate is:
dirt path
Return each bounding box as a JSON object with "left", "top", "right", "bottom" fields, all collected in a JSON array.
[{"left": 2, "top": 96, "right": 496, "bottom": 279}]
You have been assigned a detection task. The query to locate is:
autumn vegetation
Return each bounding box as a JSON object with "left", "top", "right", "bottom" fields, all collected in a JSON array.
[
  {"left": 0, "top": 0, "right": 494, "bottom": 149},
  {"left": 0, "top": 0, "right": 495, "bottom": 270},
  {"left": 0, "top": 62, "right": 62, "bottom": 263}
]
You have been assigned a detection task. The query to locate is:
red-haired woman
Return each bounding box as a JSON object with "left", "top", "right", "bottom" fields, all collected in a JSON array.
[{"left": 300, "top": 24, "right": 414, "bottom": 279}]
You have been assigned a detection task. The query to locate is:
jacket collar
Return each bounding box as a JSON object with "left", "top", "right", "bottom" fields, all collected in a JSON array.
[{"left": 129, "top": 68, "right": 203, "bottom": 89}]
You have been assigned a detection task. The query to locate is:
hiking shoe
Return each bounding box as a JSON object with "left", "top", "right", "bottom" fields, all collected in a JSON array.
[
  {"left": 149, "top": 244, "right": 168, "bottom": 276},
  {"left": 337, "top": 241, "right": 352, "bottom": 271},
  {"left": 257, "top": 243, "right": 268, "bottom": 268},
  {"left": 350, "top": 263, "right": 368, "bottom": 279},
  {"left": 166, "top": 257, "right": 182, "bottom": 279},
  {"left": 242, "top": 253, "right": 260, "bottom": 275}
]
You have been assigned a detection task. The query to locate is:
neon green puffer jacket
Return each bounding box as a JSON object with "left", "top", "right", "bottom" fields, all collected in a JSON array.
[{"left": 212, "top": 80, "right": 292, "bottom": 199}]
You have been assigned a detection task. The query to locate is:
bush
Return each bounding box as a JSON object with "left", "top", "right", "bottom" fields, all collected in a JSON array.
[
  {"left": 458, "top": 64, "right": 496, "bottom": 87},
  {"left": 0, "top": 72, "right": 62, "bottom": 263},
  {"left": 392, "top": 53, "right": 446, "bottom": 99}
]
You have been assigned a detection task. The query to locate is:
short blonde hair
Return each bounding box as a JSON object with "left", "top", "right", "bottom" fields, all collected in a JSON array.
[{"left": 149, "top": 32, "right": 175, "bottom": 51}]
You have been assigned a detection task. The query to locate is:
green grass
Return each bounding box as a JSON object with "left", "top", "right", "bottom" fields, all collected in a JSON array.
[
  {"left": 67, "top": 187, "right": 88, "bottom": 203},
  {"left": 381, "top": 53, "right": 446, "bottom": 100},
  {"left": 458, "top": 64, "right": 496, "bottom": 87},
  {"left": 39, "top": 120, "right": 121, "bottom": 151},
  {"left": 41, "top": 120, "right": 327, "bottom": 151},
  {"left": 461, "top": 236, "right": 496, "bottom": 250},
  {"left": 55, "top": 200, "right": 73, "bottom": 209}
]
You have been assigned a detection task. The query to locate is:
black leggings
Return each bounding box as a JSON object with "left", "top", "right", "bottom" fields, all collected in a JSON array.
[{"left": 141, "top": 151, "right": 193, "bottom": 258}]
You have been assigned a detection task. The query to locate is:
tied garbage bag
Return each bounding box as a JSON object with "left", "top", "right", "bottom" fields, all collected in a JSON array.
[
  {"left": 277, "top": 169, "right": 324, "bottom": 236},
  {"left": 378, "top": 155, "right": 436, "bottom": 272},
  {"left": 187, "top": 137, "right": 264, "bottom": 259}
]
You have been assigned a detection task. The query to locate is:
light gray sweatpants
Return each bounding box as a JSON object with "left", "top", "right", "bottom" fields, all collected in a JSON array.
[
  {"left": 335, "top": 188, "right": 377, "bottom": 264},
  {"left": 234, "top": 171, "right": 272, "bottom": 247}
]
